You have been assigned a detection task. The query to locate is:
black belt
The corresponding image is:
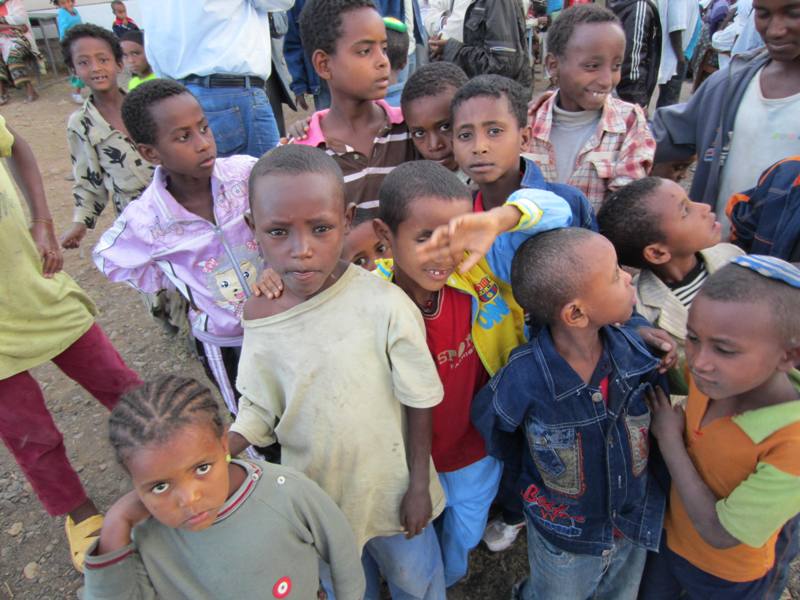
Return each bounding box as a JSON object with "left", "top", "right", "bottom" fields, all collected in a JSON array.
[{"left": 180, "top": 74, "right": 266, "bottom": 89}]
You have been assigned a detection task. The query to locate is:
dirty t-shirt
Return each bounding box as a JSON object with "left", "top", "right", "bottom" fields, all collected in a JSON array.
[{"left": 232, "top": 264, "right": 446, "bottom": 549}]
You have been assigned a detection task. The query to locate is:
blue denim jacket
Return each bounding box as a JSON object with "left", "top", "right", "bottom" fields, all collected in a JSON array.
[{"left": 472, "top": 325, "right": 666, "bottom": 555}]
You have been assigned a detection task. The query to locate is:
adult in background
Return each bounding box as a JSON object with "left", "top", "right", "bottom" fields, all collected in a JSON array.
[
  {"left": 0, "top": 0, "right": 44, "bottom": 104},
  {"left": 656, "top": 0, "right": 699, "bottom": 108},
  {"left": 138, "top": 0, "right": 293, "bottom": 158}
]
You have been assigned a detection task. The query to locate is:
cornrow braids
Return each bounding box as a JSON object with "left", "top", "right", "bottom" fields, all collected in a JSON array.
[{"left": 109, "top": 375, "right": 225, "bottom": 467}]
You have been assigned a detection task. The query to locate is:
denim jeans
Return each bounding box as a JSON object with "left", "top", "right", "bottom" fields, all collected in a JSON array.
[
  {"left": 767, "top": 515, "right": 800, "bottom": 600},
  {"left": 321, "top": 526, "right": 446, "bottom": 600},
  {"left": 516, "top": 517, "right": 647, "bottom": 600},
  {"left": 436, "top": 455, "right": 502, "bottom": 587},
  {"left": 184, "top": 83, "right": 280, "bottom": 159}
]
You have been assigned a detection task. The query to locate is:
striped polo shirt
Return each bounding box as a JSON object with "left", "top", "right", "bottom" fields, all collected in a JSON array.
[
  {"left": 295, "top": 100, "right": 417, "bottom": 208},
  {"left": 664, "top": 373, "right": 800, "bottom": 582}
]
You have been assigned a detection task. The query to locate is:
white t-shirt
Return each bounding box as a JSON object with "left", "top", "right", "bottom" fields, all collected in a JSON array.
[
  {"left": 549, "top": 102, "right": 601, "bottom": 184},
  {"left": 658, "top": 0, "right": 693, "bottom": 84},
  {"left": 404, "top": 0, "right": 417, "bottom": 55},
  {"left": 232, "top": 264, "right": 446, "bottom": 549},
  {"left": 716, "top": 68, "right": 800, "bottom": 235}
]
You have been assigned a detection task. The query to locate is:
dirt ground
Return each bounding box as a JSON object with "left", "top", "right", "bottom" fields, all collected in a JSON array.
[{"left": 0, "top": 74, "right": 797, "bottom": 600}]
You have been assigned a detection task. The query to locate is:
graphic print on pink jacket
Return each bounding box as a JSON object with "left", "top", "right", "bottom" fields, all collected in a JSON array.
[{"left": 93, "top": 155, "right": 259, "bottom": 346}]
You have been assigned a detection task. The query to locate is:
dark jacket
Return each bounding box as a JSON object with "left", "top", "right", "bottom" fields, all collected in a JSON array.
[
  {"left": 729, "top": 156, "right": 800, "bottom": 261},
  {"left": 520, "top": 156, "right": 597, "bottom": 232},
  {"left": 652, "top": 49, "right": 770, "bottom": 208},
  {"left": 471, "top": 325, "right": 666, "bottom": 555},
  {"left": 608, "top": 0, "right": 661, "bottom": 107},
  {"left": 441, "top": 0, "right": 532, "bottom": 90}
]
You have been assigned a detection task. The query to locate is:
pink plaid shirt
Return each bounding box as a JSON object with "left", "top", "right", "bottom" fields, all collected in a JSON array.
[{"left": 526, "top": 93, "right": 655, "bottom": 211}]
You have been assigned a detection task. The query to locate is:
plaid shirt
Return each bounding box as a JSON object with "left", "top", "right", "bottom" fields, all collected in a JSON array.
[{"left": 526, "top": 93, "right": 655, "bottom": 211}]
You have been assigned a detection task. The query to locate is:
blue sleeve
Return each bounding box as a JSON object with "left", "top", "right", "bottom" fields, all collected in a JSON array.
[
  {"left": 284, "top": 3, "right": 309, "bottom": 95},
  {"left": 485, "top": 188, "right": 572, "bottom": 284},
  {"left": 547, "top": 182, "right": 598, "bottom": 232},
  {"left": 373, "top": 0, "right": 403, "bottom": 19}
]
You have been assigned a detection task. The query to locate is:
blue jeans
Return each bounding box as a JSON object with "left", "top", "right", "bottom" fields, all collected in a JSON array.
[
  {"left": 321, "top": 526, "right": 446, "bottom": 600},
  {"left": 767, "top": 515, "right": 800, "bottom": 600},
  {"left": 517, "top": 518, "right": 647, "bottom": 600},
  {"left": 638, "top": 533, "right": 774, "bottom": 600},
  {"left": 183, "top": 82, "right": 280, "bottom": 158},
  {"left": 314, "top": 79, "right": 331, "bottom": 111},
  {"left": 436, "top": 455, "right": 502, "bottom": 587}
]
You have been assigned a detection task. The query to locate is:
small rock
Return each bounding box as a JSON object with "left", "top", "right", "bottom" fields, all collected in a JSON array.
[
  {"left": 98, "top": 463, "right": 108, "bottom": 472},
  {"left": 23, "top": 561, "right": 40, "bottom": 579},
  {"left": 45, "top": 543, "right": 54, "bottom": 553},
  {"left": 8, "top": 521, "right": 23, "bottom": 536}
]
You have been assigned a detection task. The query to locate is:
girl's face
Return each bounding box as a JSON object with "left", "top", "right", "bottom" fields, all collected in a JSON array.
[
  {"left": 546, "top": 22, "right": 625, "bottom": 112},
  {"left": 124, "top": 422, "right": 232, "bottom": 531}
]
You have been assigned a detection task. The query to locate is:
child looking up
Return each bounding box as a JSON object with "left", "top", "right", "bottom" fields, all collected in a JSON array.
[
  {"left": 53, "top": 0, "right": 84, "bottom": 104},
  {"left": 375, "top": 160, "right": 573, "bottom": 586},
  {"left": 526, "top": 5, "right": 655, "bottom": 211},
  {"left": 383, "top": 17, "right": 409, "bottom": 106},
  {"left": 598, "top": 176, "right": 743, "bottom": 394},
  {"left": 451, "top": 74, "right": 596, "bottom": 229},
  {"left": 0, "top": 116, "right": 141, "bottom": 573},
  {"left": 472, "top": 227, "right": 667, "bottom": 599},
  {"left": 228, "top": 144, "right": 448, "bottom": 599},
  {"left": 110, "top": 0, "right": 139, "bottom": 37},
  {"left": 59, "top": 25, "right": 154, "bottom": 250},
  {"left": 295, "top": 0, "right": 416, "bottom": 207},
  {"left": 640, "top": 256, "right": 800, "bottom": 599},
  {"left": 94, "top": 80, "right": 260, "bottom": 423},
  {"left": 120, "top": 30, "right": 155, "bottom": 91},
  {"left": 400, "top": 62, "right": 468, "bottom": 180},
  {"left": 84, "top": 376, "right": 365, "bottom": 600}
]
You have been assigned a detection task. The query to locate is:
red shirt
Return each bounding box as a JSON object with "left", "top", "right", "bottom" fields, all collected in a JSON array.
[{"left": 424, "top": 286, "right": 489, "bottom": 472}]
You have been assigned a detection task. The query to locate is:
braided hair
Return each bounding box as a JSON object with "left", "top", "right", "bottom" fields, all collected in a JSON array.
[{"left": 109, "top": 375, "right": 225, "bottom": 467}]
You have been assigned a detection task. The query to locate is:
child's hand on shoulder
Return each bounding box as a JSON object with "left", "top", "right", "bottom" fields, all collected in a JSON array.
[
  {"left": 637, "top": 326, "right": 678, "bottom": 373},
  {"left": 251, "top": 267, "right": 284, "bottom": 299},
  {"left": 646, "top": 386, "right": 685, "bottom": 449},
  {"left": 97, "top": 490, "right": 152, "bottom": 554}
]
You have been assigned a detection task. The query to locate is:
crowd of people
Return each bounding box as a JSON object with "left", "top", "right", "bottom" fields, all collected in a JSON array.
[{"left": 2, "top": 0, "right": 800, "bottom": 598}]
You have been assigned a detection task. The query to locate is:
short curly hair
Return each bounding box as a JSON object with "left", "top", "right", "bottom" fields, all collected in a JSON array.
[
  {"left": 400, "top": 62, "right": 468, "bottom": 109},
  {"left": 299, "top": 0, "right": 378, "bottom": 58},
  {"left": 451, "top": 74, "right": 529, "bottom": 129},
  {"left": 547, "top": 4, "right": 622, "bottom": 58},
  {"left": 121, "top": 79, "right": 192, "bottom": 146},
  {"left": 597, "top": 177, "right": 666, "bottom": 269},
  {"left": 60, "top": 24, "right": 123, "bottom": 70}
]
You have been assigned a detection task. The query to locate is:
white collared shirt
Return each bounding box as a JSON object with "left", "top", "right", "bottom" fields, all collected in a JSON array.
[{"left": 139, "top": 0, "right": 294, "bottom": 79}]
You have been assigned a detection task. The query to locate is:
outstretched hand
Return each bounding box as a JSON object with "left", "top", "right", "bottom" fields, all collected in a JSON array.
[{"left": 416, "top": 210, "right": 506, "bottom": 274}]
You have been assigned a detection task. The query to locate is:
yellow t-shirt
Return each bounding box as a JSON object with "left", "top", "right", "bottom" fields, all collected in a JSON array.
[
  {"left": 0, "top": 115, "right": 96, "bottom": 379},
  {"left": 232, "top": 264, "right": 446, "bottom": 549}
]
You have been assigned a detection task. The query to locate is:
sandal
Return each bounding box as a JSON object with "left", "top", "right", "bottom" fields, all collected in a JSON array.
[{"left": 64, "top": 514, "right": 104, "bottom": 573}]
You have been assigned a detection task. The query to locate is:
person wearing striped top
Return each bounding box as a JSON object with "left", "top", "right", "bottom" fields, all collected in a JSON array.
[
  {"left": 641, "top": 256, "right": 800, "bottom": 600},
  {"left": 293, "top": 0, "right": 417, "bottom": 208},
  {"left": 598, "top": 176, "right": 743, "bottom": 396}
]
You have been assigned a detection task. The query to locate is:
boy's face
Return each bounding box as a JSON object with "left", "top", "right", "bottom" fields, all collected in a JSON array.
[
  {"left": 316, "top": 8, "right": 390, "bottom": 101},
  {"left": 404, "top": 89, "right": 459, "bottom": 171},
  {"left": 572, "top": 235, "right": 637, "bottom": 327},
  {"left": 250, "top": 172, "right": 352, "bottom": 300},
  {"left": 121, "top": 40, "right": 148, "bottom": 76},
  {"left": 342, "top": 220, "right": 390, "bottom": 271},
  {"left": 453, "top": 95, "right": 529, "bottom": 185},
  {"left": 546, "top": 22, "right": 625, "bottom": 112},
  {"left": 70, "top": 37, "right": 121, "bottom": 93},
  {"left": 377, "top": 195, "right": 473, "bottom": 293},
  {"left": 139, "top": 93, "right": 217, "bottom": 179},
  {"left": 686, "top": 294, "right": 794, "bottom": 399},
  {"left": 113, "top": 2, "right": 128, "bottom": 20},
  {"left": 754, "top": 0, "right": 800, "bottom": 62},
  {"left": 644, "top": 180, "right": 721, "bottom": 263},
  {"left": 126, "top": 423, "right": 231, "bottom": 532}
]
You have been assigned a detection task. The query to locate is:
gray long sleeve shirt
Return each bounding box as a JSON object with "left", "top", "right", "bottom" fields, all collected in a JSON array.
[{"left": 84, "top": 460, "right": 365, "bottom": 600}]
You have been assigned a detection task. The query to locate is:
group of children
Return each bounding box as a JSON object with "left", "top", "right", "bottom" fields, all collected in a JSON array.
[{"left": 3, "top": 0, "right": 800, "bottom": 598}]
